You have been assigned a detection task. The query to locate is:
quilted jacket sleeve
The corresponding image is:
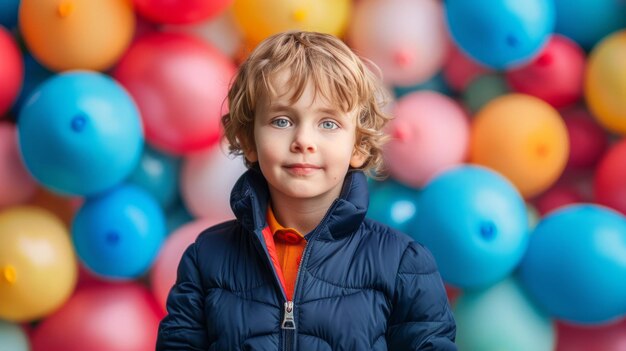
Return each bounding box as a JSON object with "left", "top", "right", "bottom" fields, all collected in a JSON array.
[
  {"left": 386, "top": 241, "right": 457, "bottom": 350},
  {"left": 156, "top": 243, "right": 210, "bottom": 351}
]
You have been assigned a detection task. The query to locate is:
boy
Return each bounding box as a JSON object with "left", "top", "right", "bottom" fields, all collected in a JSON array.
[{"left": 157, "top": 31, "right": 456, "bottom": 350}]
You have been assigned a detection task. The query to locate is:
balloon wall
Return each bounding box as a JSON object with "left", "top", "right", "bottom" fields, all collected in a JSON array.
[{"left": 1, "top": 0, "right": 626, "bottom": 349}]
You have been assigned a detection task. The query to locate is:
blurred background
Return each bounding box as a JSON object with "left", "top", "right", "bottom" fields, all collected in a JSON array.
[{"left": 1, "top": 0, "right": 626, "bottom": 350}]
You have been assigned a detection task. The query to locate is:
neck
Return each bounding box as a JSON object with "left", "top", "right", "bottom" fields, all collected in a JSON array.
[{"left": 269, "top": 191, "right": 339, "bottom": 235}]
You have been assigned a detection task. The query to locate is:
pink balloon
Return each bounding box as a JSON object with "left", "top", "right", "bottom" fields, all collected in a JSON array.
[
  {"left": 348, "top": 0, "right": 449, "bottom": 86},
  {"left": 383, "top": 91, "right": 469, "bottom": 187},
  {"left": 0, "top": 123, "right": 37, "bottom": 208},
  {"left": 31, "top": 283, "right": 164, "bottom": 351},
  {"left": 181, "top": 142, "right": 246, "bottom": 220},
  {"left": 561, "top": 107, "right": 608, "bottom": 170},
  {"left": 134, "top": 0, "right": 232, "bottom": 25},
  {"left": 150, "top": 217, "right": 223, "bottom": 311},
  {"left": 556, "top": 319, "right": 626, "bottom": 351},
  {"left": 506, "top": 35, "right": 586, "bottom": 108},
  {"left": 0, "top": 27, "right": 23, "bottom": 115},
  {"left": 113, "top": 32, "right": 236, "bottom": 155},
  {"left": 443, "top": 43, "right": 491, "bottom": 92}
]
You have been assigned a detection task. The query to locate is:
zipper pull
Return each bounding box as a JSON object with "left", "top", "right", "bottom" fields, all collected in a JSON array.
[{"left": 281, "top": 301, "right": 296, "bottom": 330}]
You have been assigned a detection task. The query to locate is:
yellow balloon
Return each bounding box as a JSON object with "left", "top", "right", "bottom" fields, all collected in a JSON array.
[
  {"left": 19, "top": 0, "right": 135, "bottom": 72},
  {"left": 232, "top": 0, "right": 351, "bottom": 47},
  {"left": 585, "top": 30, "right": 626, "bottom": 135},
  {"left": 0, "top": 206, "right": 77, "bottom": 322},
  {"left": 470, "top": 94, "right": 569, "bottom": 199}
]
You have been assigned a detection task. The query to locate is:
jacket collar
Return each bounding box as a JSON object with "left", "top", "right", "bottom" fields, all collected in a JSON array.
[{"left": 230, "top": 167, "right": 369, "bottom": 240}]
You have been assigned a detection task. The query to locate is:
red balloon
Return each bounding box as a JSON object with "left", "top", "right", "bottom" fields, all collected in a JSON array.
[
  {"left": 562, "top": 107, "right": 608, "bottom": 169},
  {"left": 594, "top": 139, "right": 626, "bottom": 215},
  {"left": 556, "top": 319, "right": 626, "bottom": 351},
  {"left": 0, "top": 27, "right": 23, "bottom": 115},
  {"left": 134, "top": 0, "right": 232, "bottom": 24},
  {"left": 113, "top": 32, "right": 236, "bottom": 155},
  {"left": 31, "top": 282, "right": 164, "bottom": 351},
  {"left": 506, "top": 35, "right": 586, "bottom": 108},
  {"left": 442, "top": 44, "right": 491, "bottom": 92},
  {"left": 534, "top": 183, "right": 584, "bottom": 215}
]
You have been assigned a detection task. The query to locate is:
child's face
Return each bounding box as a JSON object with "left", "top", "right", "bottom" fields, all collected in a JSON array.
[{"left": 245, "top": 70, "right": 366, "bottom": 204}]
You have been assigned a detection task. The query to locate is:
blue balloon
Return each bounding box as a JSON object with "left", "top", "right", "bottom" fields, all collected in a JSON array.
[
  {"left": 12, "top": 54, "right": 53, "bottom": 115},
  {"left": 128, "top": 144, "right": 181, "bottom": 210},
  {"left": 0, "top": 0, "right": 19, "bottom": 29},
  {"left": 165, "top": 199, "right": 195, "bottom": 234},
  {"left": 445, "top": 0, "right": 555, "bottom": 69},
  {"left": 415, "top": 165, "right": 529, "bottom": 288},
  {"left": 518, "top": 204, "right": 626, "bottom": 324},
  {"left": 367, "top": 179, "right": 420, "bottom": 234},
  {"left": 554, "top": 0, "right": 626, "bottom": 50},
  {"left": 18, "top": 71, "right": 144, "bottom": 196},
  {"left": 72, "top": 185, "right": 166, "bottom": 280}
]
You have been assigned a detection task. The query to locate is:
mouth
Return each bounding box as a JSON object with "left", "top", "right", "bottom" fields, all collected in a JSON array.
[{"left": 284, "top": 163, "right": 321, "bottom": 176}]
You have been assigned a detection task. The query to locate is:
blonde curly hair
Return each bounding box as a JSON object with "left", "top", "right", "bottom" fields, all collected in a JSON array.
[{"left": 221, "top": 31, "right": 392, "bottom": 177}]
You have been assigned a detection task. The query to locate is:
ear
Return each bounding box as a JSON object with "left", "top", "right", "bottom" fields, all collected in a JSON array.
[
  {"left": 238, "top": 134, "right": 258, "bottom": 163},
  {"left": 243, "top": 145, "right": 258, "bottom": 163},
  {"left": 350, "top": 148, "right": 368, "bottom": 168}
]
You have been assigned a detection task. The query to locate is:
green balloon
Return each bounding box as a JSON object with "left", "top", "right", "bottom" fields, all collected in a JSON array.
[
  {"left": 463, "top": 73, "right": 510, "bottom": 114},
  {"left": 0, "top": 320, "right": 29, "bottom": 351},
  {"left": 453, "top": 277, "right": 554, "bottom": 351}
]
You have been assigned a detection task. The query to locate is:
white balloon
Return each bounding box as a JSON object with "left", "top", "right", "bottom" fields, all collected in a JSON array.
[
  {"left": 348, "top": 0, "right": 449, "bottom": 86},
  {"left": 162, "top": 9, "right": 243, "bottom": 58},
  {"left": 181, "top": 143, "right": 247, "bottom": 221}
]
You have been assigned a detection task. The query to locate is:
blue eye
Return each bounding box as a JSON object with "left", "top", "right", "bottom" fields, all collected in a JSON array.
[
  {"left": 320, "top": 120, "right": 339, "bottom": 130},
  {"left": 271, "top": 118, "right": 291, "bottom": 128}
]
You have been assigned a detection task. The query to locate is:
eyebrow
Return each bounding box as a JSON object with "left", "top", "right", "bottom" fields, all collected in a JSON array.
[{"left": 268, "top": 104, "right": 342, "bottom": 116}]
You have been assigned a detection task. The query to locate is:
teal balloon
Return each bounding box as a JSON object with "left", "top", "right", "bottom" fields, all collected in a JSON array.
[
  {"left": 72, "top": 185, "right": 165, "bottom": 279},
  {"left": 463, "top": 73, "right": 510, "bottom": 113},
  {"left": 128, "top": 145, "right": 181, "bottom": 210},
  {"left": 367, "top": 179, "right": 420, "bottom": 234},
  {"left": 519, "top": 204, "right": 626, "bottom": 324},
  {"left": 0, "top": 0, "right": 19, "bottom": 29},
  {"left": 454, "top": 278, "right": 555, "bottom": 351},
  {"left": 0, "top": 320, "right": 29, "bottom": 351},
  {"left": 18, "top": 71, "right": 143, "bottom": 196},
  {"left": 166, "top": 199, "right": 194, "bottom": 234},
  {"left": 393, "top": 72, "right": 453, "bottom": 98},
  {"left": 13, "top": 54, "right": 54, "bottom": 114},
  {"left": 554, "top": 0, "right": 626, "bottom": 50},
  {"left": 415, "top": 165, "right": 529, "bottom": 288}
]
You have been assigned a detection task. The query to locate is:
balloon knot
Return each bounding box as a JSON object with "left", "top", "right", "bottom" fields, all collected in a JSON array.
[
  {"left": 292, "top": 8, "right": 308, "bottom": 22},
  {"left": 57, "top": 1, "right": 75, "bottom": 18},
  {"left": 2, "top": 265, "right": 16, "bottom": 285}
]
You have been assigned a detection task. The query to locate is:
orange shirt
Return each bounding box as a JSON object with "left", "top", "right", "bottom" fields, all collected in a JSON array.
[{"left": 266, "top": 206, "right": 306, "bottom": 301}]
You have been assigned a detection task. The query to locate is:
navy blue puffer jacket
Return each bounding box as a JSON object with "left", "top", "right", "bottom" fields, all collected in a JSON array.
[{"left": 157, "top": 169, "right": 456, "bottom": 350}]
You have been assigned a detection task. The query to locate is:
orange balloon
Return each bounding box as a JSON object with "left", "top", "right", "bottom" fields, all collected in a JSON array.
[
  {"left": 0, "top": 206, "right": 77, "bottom": 322},
  {"left": 232, "top": 0, "right": 351, "bottom": 47},
  {"left": 19, "top": 0, "right": 135, "bottom": 71},
  {"left": 585, "top": 30, "right": 626, "bottom": 135},
  {"left": 470, "top": 94, "right": 569, "bottom": 198}
]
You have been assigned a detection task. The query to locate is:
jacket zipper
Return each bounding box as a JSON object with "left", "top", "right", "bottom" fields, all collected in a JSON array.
[{"left": 280, "top": 200, "right": 339, "bottom": 351}]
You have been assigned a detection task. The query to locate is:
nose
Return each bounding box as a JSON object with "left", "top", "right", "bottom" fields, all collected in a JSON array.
[{"left": 290, "top": 126, "right": 316, "bottom": 153}]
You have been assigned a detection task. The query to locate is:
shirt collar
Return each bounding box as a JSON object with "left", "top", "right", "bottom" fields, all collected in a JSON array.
[
  {"left": 266, "top": 205, "right": 304, "bottom": 239},
  {"left": 231, "top": 167, "right": 369, "bottom": 240}
]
